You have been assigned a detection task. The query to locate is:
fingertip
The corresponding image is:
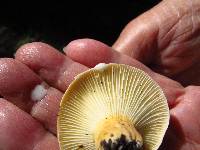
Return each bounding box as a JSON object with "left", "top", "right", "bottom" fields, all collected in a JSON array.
[
  {"left": 64, "top": 38, "right": 113, "bottom": 67},
  {"left": 15, "top": 42, "right": 45, "bottom": 70},
  {"left": 63, "top": 38, "right": 89, "bottom": 54},
  {"left": 16, "top": 42, "right": 49, "bottom": 59},
  {"left": 15, "top": 42, "right": 64, "bottom": 71},
  {"left": 63, "top": 38, "right": 101, "bottom": 51}
]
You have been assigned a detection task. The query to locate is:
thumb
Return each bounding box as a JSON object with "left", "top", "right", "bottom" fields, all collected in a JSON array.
[
  {"left": 112, "top": 3, "right": 159, "bottom": 65},
  {"left": 112, "top": 0, "right": 200, "bottom": 86},
  {"left": 112, "top": 0, "right": 200, "bottom": 70}
]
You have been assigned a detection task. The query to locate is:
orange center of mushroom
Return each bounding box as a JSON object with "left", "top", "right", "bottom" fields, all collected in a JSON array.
[{"left": 94, "top": 117, "right": 143, "bottom": 150}]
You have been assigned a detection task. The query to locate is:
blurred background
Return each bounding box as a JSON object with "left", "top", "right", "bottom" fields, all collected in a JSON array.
[{"left": 0, "top": 0, "right": 161, "bottom": 57}]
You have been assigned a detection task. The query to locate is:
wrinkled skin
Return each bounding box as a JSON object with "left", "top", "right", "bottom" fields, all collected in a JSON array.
[
  {"left": 113, "top": 0, "right": 200, "bottom": 86},
  {"left": 0, "top": 0, "right": 200, "bottom": 150}
]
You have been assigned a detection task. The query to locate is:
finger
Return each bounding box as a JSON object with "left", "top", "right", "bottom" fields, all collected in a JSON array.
[
  {"left": 31, "top": 87, "right": 63, "bottom": 134},
  {"left": 170, "top": 86, "right": 200, "bottom": 140},
  {"left": 161, "top": 85, "right": 200, "bottom": 149},
  {"left": 0, "top": 58, "right": 63, "bottom": 134},
  {"left": 113, "top": 0, "right": 200, "bottom": 69},
  {"left": 64, "top": 39, "right": 114, "bottom": 67},
  {"left": 0, "top": 58, "right": 41, "bottom": 112},
  {"left": 64, "top": 39, "right": 184, "bottom": 108},
  {"left": 15, "top": 42, "right": 89, "bottom": 133},
  {"left": 15, "top": 42, "right": 88, "bottom": 92},
  {"left": 0, "top": 98, "right": 59, "bottom": 150},
  {"left": 64, "top": 39, "right": 153, "bottom": 72}
]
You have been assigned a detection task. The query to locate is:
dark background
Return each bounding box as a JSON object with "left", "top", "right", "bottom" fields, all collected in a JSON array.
[{"left": 0, "top": 0, "right": 161, "bottom": 57}]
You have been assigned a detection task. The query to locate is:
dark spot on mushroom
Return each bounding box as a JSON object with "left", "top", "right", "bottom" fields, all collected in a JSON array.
[
  {"left": 110, "top": 134, "right": 114, "bottom": 137},
  {"left": 85, "top": 134, "right": 89, "bottom": 135},
  {"left": 78, "top": 145, "right": 84, "bottom": 148},
  {"left": 100, "top": 134, "right": 142, "bottom": 150},
  {"left": 94, "top": 90, "right": 96, "bottom": 92},
  {"left": 101, "top": 81, "right": 103, "bottom": 84}
]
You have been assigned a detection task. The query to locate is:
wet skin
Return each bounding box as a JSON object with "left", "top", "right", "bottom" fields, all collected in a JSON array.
[{"left": 0, "top": 0, "right": 200, "bottom": 149}]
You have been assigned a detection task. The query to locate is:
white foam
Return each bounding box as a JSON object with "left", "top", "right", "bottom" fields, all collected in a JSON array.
[
  {"left": 31, "top": 84, "right": 47, "bottom": 102},
  {"left": 94, "top": 63, "right": 107, "bottom": 71},
  {"left": 0, "top": 112, "right": 5, "bottom": 118}
]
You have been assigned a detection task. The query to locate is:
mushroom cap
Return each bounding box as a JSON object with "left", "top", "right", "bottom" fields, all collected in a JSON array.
[{"left": 57, "top": 63, "right": 169, "bottom": 150}]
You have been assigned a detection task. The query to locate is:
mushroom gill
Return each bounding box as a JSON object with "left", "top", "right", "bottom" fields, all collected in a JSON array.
[{"left": 57, "top": 63, "right": 169, "bottom": 150}]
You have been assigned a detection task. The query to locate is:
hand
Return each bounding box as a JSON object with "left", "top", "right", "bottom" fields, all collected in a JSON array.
[
  {"left": 64, "top": 38, "right": 200, "bottom": 150},
  {"left": 1, "top": 0, "right": 200, "bottom": 149},
  {"left": 0, "top": 43, "right": 88, "bottom": 149},
  {"left": 0, "top": 39, "right": 199, "bottom": 150},
  {"left": 112, "top": 0, "right": 200, "bottom": 86}
]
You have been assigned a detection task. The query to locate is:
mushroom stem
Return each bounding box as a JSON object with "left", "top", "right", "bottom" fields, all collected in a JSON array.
[{"left": 95, "top": 117, "right": 143, "bottom": 150}]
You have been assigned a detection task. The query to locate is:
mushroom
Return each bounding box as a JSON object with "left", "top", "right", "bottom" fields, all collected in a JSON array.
[{"left": 57, "top": 63, "right": 169, "bottom": 150}]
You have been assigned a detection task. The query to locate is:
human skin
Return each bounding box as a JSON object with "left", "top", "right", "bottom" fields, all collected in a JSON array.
[
  {"left": 0, "top": 0, "right": 200, "bottom": 150},
  {"left": 112, "top": 0, "right": 200, "bottom": 86},
  {"left": 0, "top": 39, "right": 198, "bottom": 149}
]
